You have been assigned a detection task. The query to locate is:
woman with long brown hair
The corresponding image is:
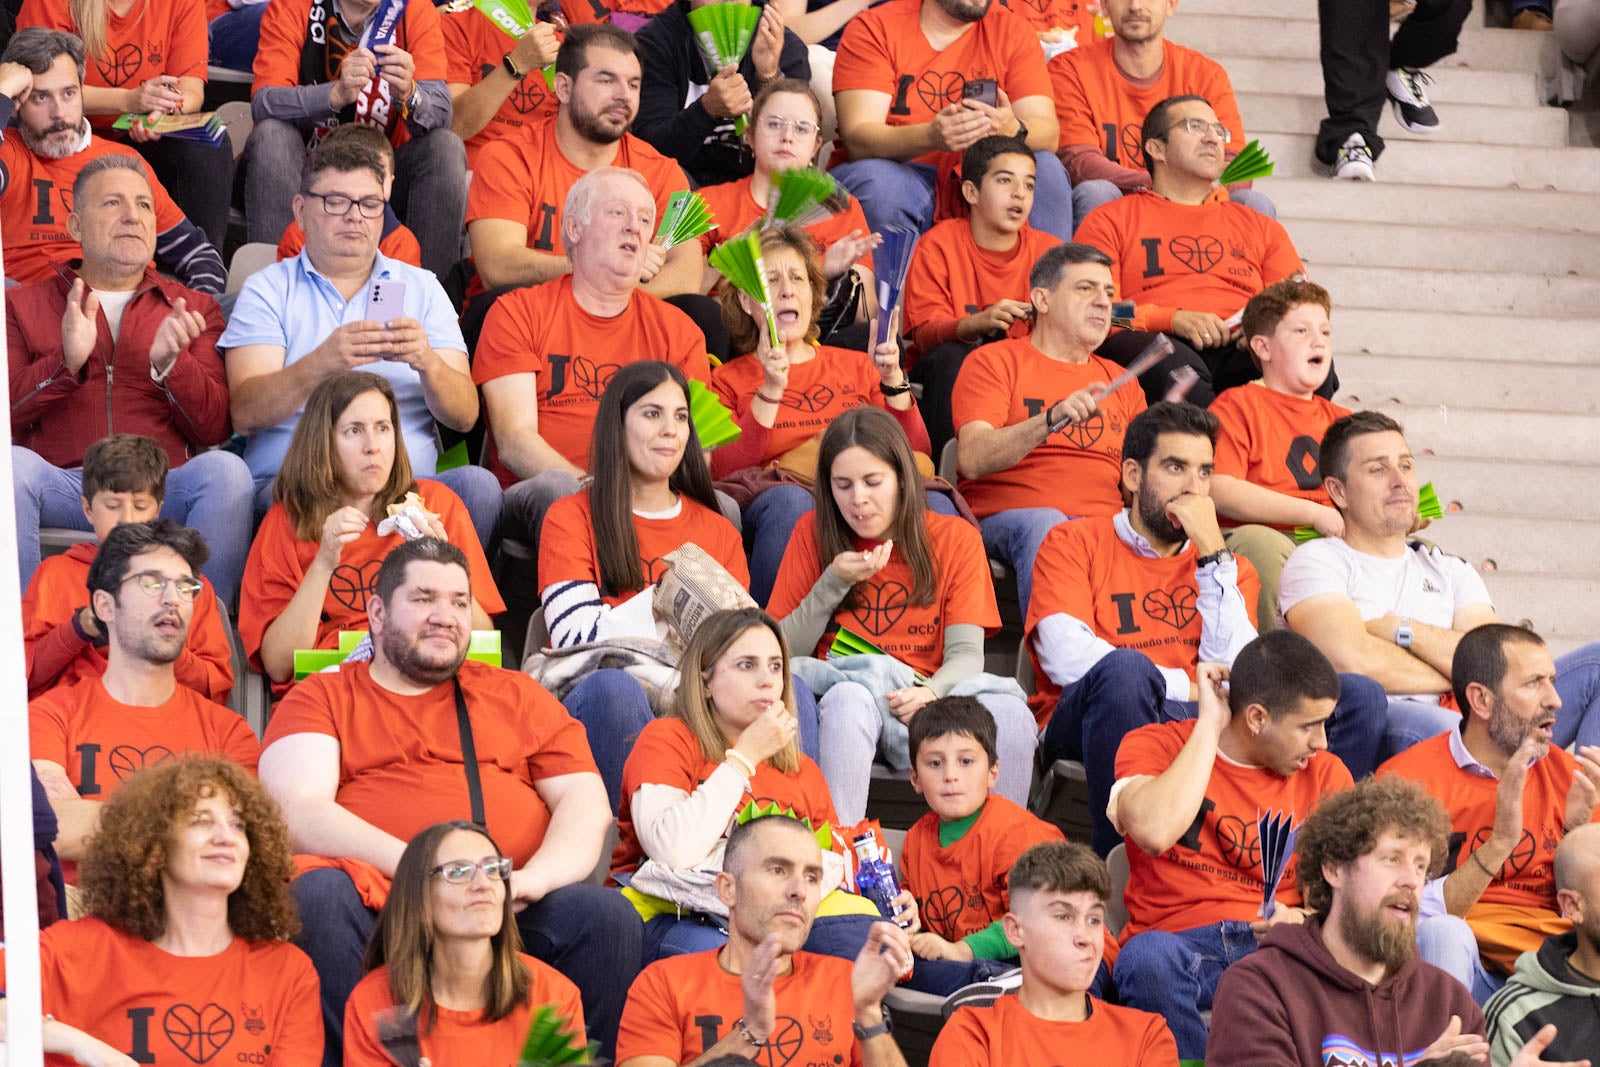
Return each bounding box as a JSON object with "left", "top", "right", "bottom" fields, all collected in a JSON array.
[
  {"left": 4, "top": 757, "right": 321, "bottom": 1064},
  {"left": 238, "top": 371, "right": 503, "bottom": 684},
  {"left": 342, "top": 821, "right": 586, "bottom": 1067},
  {"left": 766, "top": 407, "right": 1037, "bottom": 823}
]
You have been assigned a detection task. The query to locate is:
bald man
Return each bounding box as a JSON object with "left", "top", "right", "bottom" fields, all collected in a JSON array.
[{"left": 1485, "top": 823, "right": 1600, "bottom": 1066}]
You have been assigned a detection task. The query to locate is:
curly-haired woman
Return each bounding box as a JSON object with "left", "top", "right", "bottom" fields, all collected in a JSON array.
[{"left": 2, "top": 757, "right": 322, "bottom": 1065}]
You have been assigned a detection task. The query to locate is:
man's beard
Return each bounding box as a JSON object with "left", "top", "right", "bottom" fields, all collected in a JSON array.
[
  {"left": 379, "top": 626, "right": 468, "bottom": 687},
  {"left": 569, "top": 97, "right": 631, "bottom": 145},
  {"left": 1136, "top": 482, "right": 1187, "bottom": 545},
  {"left": 936, "top": 0, "right": 991, "bottom": 23},
  {"left": 1338, "top": 894, "right": 1418, "bottom": 974},
  {"left": 20, "top": 118, "right": 84, "bottom": 160},
  {"left": 1486, "top": 699, "right": 1550, "bottom": 760}
]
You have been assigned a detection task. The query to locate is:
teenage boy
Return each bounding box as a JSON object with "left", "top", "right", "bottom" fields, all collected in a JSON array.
[
  {"left": 1209, "top": 279, "right": 1350, "bottom": 629},
  {"left": 902, "top": 135, "right": 1062, "bottom": 453},
  {"left": 22, "top": 435, "right": 233, "bottom": 703},
  {"left": 930, "top": 841, "right": 1179, "bottom": 1066}
]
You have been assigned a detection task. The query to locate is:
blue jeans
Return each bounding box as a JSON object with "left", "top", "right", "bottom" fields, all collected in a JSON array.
[
  {"left": 564, "top": 669, "right": 824, "bottom": 813},
  {"left": 978, "top": 507, "right": 1068, "bottom": 620},
  {"left": 209, "top": 4, "right": 266, "bottom": 71},
  {"left": 1115, "top": 920, "right": 1259, "bottom": 1059},
  {"left": 1553, "top": 642, "right": 1600, "bottom": 752},
  {"left": 14, "top": 446, "right": 254, "bottom": 609},
  {"left": 252, "top": 464, "right": 503, "bottom": 553},
  {"left": 291, "top": 867, "right": 642, "bottom": 1066},
  {"left": 832, "top": 151, "right": 1076, "bottom": 241},
  {"left": 1040, "top": 649, "right": 1389, "bottom": 854},
  {"left": 1417, "top": 913, "right": 1507, "bottom": 1005},
  {"left": 1071, "top": 179, "right": 1278, "bottom": 233}
]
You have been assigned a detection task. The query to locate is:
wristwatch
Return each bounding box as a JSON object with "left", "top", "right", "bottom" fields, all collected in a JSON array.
[
  {"left": 852, "top": 1010, "right": 893, "bottom": 1042},
  {"left": 502, "top": 52, "right": 527, "bottom": 80},
  {"left": 1012, "top": 119, "right": 1030, "bottom": 144},
  {"left": 1394, "top": 618, "right": 1414, "bottom": 649},
  {"left": 1196, "top": 548, "right": 1232, "bottom": 568}
]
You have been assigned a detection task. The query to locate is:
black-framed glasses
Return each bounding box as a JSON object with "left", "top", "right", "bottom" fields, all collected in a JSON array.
[
  {"left": 1163, "top": 117, "right": 1232, "bottom": 144},
  {"left": 305, "top": 191, "right": 388, "bottom": 218},
  {"left": 121, "top": 571, "right": 205, "bottom": 602},
  {"left": 429, "top": 856, "right": 514, "bottom": 884}
]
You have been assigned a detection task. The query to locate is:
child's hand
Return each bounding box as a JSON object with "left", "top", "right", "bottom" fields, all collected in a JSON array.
[
  {"left": 910, "top": 931, "right": 975, "bottom": 962},
  {"left": 889, "top": 889, "right": 920, "bottom": 933}
]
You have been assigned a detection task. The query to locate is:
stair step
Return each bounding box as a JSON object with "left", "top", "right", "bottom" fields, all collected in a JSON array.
[
  {"left": 1397, "top": 456, "right": 1600, "bottom": 522},
  {"left": 1167, "top": 17, "right": 1555, "bottom": 73},
  {"left": 1414, "top": 514, "right": 1600, "bottom": 574},
  {"left": 1209, "top": 56, "right": 1541, "bottom": 107},
  {"left": 1334, "top": 309, "right": 1599, "bottom": 362},
  {"left": 1358, "top": 401, "right": 1600, "bottom": 467},
  {"left": 1259, "top": 131, "right": 1600, "bottom": 193},
  {"left": 1286, "top": 218, "right": 1600, "bottom": 275},
  {"left": 1237, "top": 91, "right": 1569, "bottom": 148},
  {"left": 1264, "top": 178, "right": 1600, "bottom": 236},
  {"left": 1307, "top": 263, "right": 1600, "bottom": 318},
  {"left": 1336, "top": 355, "right": 1600, "bottom": 417},
  {"left": 1483, "top": 573, "right": 1600, "bottom": 642}
]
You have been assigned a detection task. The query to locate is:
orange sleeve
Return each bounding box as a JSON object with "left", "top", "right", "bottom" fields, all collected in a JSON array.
[
  {"left": 1256, "top": 216, "right": 1305, "bottom": 286},
  {"left": 237, "top": 505, "right": 306, "bottom": 665},
  {"left": 424, "top": 481, "right": 506, "bottom": 614},
  {"left": 471, "top": 286, "right": 542, "bottom": 385},
  {"left": 1024, "top": 521, "right": 1095, "bottom": 634},
  {"left": 172, "top": 585, "right": 236, "bottom": 703},
  {"left": 689, "top": 502, "right": 750, "bottom": 589},
  {"left": 928, "top": 1005, "right": 989, "bottom": 1067},
  {"left": 829, "top": 8, "right": 894, "bottom": 96},
  {"left": 442, "top": 11, "right": 480, "bottom": 84},
  {"left": 902, "top": 223, "right": 963, "bottom": 354},
  {"left": 166, "top": 0, "right": 209, "bottom": 82},
  {"left": 1050, "top": 48, "right": 1102, "bottom": 151},
  {"left": 1114, "top": 720, "right": 1183, "bottom": 782},
  {"left": 998, "top": 8, "right": 1054, "bottom": 102},
  {"left": 464, "top": 137, "right": 535, "bottom": 228},
  {"left": 764, "top": 512, "right": 827, "bottom": 629},
  {"left": 277, "top": 221, "right": 304, "bottom": 261},
  {"left": 665, "top": 311, "right": 712, "bottom": 382},
  {"left": 380, "top": 225, "right": 423, "bottom": 266},
  {"left": 253, "top": 0, "right": 313, "bottom": 91},
  {"left": 514, "top": 674, "right": 600, "bottom": 779},
  {"left": 950, "top": 340, "right": 1016, "bottom": 433},
  {"left": 219, "top": 711, "right": 263, "bottom": 774},
  {"left": 935, "top": 516, "right": 1001, "bottom": 631},
  {"left": 616, "top": 960, "right": 691, "bottom": 1064},
  {"left": 536, "top": 492, "right": 599, "bottom": 592},
  {"left": 261, "top": 671, "right": 343, "bottom": 747},
  {"left": 27, "top": 689, "right": 72, "bottom": 769},
  {"left": 403, "top": 0, "right": 449, "bottom": 83},
  {"left": 619, "top": 717, "right": 703, "bottom": 798},
  {"left": 22, "top": 558, "right": 92, "bottom": 697}
]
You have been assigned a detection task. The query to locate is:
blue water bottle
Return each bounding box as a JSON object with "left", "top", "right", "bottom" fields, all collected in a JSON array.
[{"left": 851, "top": 832, "right": 907, "bottom": 925}]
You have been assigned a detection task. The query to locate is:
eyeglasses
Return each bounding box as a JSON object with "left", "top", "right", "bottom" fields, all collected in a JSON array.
[
  {"left": 305, "top": 192, "right": 388, "bottom": 218},
  {"left": 121, "top": 571, "right": 205, "bottom": 602},
  {"left": 1163, "top": 117, "right": 1232, "bottom": 144},
  {"left": 758, "top": 116, "right": 820, "bottom": 140},
  {"left": 429, "top": 856, "right": 514, "bottom": 884}
]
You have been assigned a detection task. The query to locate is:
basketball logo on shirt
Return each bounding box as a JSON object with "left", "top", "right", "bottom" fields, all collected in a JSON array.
[
  {"left": 915, "top": 72, "right": 968, "bottom": 113},
  {"left": 108, "top": 744, "right": 177, "bottom": 780},
  {"left": 1167, "top": 235, "right": 1224, "bottom": 274},
  {"left": 1142, "top": 586, "right": 1198, "bottom": 631},
  {"left": 781, "top": 384, "right": 835, "bottom": 413},
  {"left": 850, "top": 581, "right": 909, "bottom": 637},
  {"left": 163, "top": 1002, "right": 235, "bottom": 1063},
  {"left": 508, "top": 77, "right": 548, "bottom": 115},
  {"left": 329, "top": 560, "right": 384, "bottom": 611},
  {"left": 97, "top": 43, "right": 145, "bottom": 87},
  {"left": 758, "top": 1016, "right": 804, "bottom": 1067},
  {"left": 1469, "top": 826, "right": 1538, "bottom": 878},
  {"left": 1215, "top": 814, "right": 1262, "bottom": 872},
  {"left": 921, "top": 884, "right": 967, "bottom": 937},
  {"left": 1057, "top": 411, "right": 1105, "bottom": 450},
  {"left": 1114, "top": 123, "right": 1146, "bottom": 168}
]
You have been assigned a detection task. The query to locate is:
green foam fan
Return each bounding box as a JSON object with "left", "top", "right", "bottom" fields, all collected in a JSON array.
[
  {"left": 708, "top": 230, "right": 779, "bottom": 348},
  {"left": 828, "top": 625, "right": 929, "bottom": 684},
  {"left": 517, "top": 1004, "right": 596, "bottom": 1066},
  {"left": 687, "top": 378, "right": 742, "bottom": 449},
  {"left": 764, "top": 168, "right": 851, "bottom": 228},
  {"left": 686, "top": 2, "right": 763, "bottom": 133},
  {"left": 656, "top": 189, "right": 717, "bottom": 250},
  {"left": 1296, "top": 482, "right": 1441, "bottom": 543},
  {"left": 472, "top": 0, "right": 533, "bottom": 35},
  {"left": 1218, "top": 138, "right": 1274, "bottom": 185}
]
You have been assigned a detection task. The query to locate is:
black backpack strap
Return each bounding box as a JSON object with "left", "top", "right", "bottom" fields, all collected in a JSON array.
[{"left": 453, "top": 676, "right": 486, "bottom": 827}]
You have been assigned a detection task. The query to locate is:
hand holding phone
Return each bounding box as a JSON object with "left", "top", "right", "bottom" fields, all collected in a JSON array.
[{"left": 962, "top": 78, "right": 998, "bottom": 108}]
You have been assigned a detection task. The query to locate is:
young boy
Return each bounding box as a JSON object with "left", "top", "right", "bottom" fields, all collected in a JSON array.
[
  {"left": 929, "top": 841, "right": 1179, "bottom": 1066},
  {"left": 902, "top": 135, "right": 1063, "bottom": 452},
  {"left": 21, "top": 435, "right": 233, "bottom": 702},
  {"left": 1208, "top": 279, "right": 1351, "bottom": 627}
]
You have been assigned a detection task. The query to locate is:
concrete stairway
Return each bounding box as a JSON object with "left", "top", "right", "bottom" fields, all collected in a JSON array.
[{"left": 1165, "top": 0, "right": 1600, "bottom": 653}]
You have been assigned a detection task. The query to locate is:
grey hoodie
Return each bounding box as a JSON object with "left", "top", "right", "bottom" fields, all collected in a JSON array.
[{"left": 1484, "top": 932, "right": 1600, "bottom": 1067}]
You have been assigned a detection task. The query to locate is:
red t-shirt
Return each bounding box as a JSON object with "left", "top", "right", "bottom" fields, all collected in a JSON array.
[
  {"left": 236, "top": 480, "right": 504, "bottom": 668},
  {"left": 767, "top": 510, "right": 1000, "bottom": 679},
  {"left": 901, "top": 220, "right": 1060, "bottom": 360},
  {"left": 23, "top": 540, "right": 234, "bottom": 703},
  {"left": 1073, "top": 189, "right": 1303, "bottom": 334},
  {"left": 902, "top": 796, "right": 1063, "bottom": 941},
  {"left": 466, "top": 118, "right": 690, "bottom": 254},
  {"left": 1116, "top": 719, "right": 1352, "bottom": 938},
  {"left": 1024, "top": 516, "right": 1261, "bottom": 720},
  {"left": 612, "top": 716, "right": 837, "bottom": 876},
  {"left": 952, "top": 338, "right": 1146, "bottom": 518},
  {"left": 262, "top": 659, "right": 597, "bottom": 866},
  {"left": 831, "top": 0, "right": 1053, "bottom": 167},
  {"left": 618, "top": 950, "right": 865, "bottom": 1067},
  {"left": 344, "top": 954, "right": 584, "bottom": 1067},
  {"left": 695, "top": 175, "right": 874, "bottom": 270},
  {"left": 471, "top": 276, "right": 711, "bottom": 482},
  {"left": 932, "top": 994, "right": 1179, "bottom": 1067},
  {"left": 276, "top": 219, "right": 421, "bottom": 266},
  {"left": 996, "top": 0, "right": 1098, "bottom": 39},
  {"left": 441, "top": 7, "right": 560, "bottom": 169},
  {"left": 0, "top": 137, "right": 186, "bottom": 282},
  {"left": 1210, "top": 383, "right": 1350, "bottom": 530},
  {"left": 20, "top": 0, "right": 208, "bottom": 132},
  {"left": 537, "top": 490, "right": 749, "bottom": 603},
  {"left": 10, "top": 915, "right": 322, "bottom": 1066}
]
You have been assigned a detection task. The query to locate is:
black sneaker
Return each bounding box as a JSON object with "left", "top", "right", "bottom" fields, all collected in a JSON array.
[
  {"left": 941, "top": 966, "right": 1024, "bottom": 1019},
  {"left": 1386, "top": 67, "right": 1440, "bottom": 133},
  {"left": 1333, "top": 132, "right": 1377, "bottom": 181}
]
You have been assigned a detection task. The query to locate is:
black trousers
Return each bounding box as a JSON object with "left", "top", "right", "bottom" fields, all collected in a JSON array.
[
  {"left": 1315, "top": 0, "right": 1474, "bottom": 163},
  {"left": 1097, "top": 331, "right": 1339, "bottom": 408},
  {"left": 908, "top": 339, "right": 980, "bottom": 457},
  {"left": 132, "top": 135, "right": 235, "bottom": 251}
]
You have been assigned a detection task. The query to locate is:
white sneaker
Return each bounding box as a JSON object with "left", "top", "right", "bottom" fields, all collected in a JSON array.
[
  {"left": 1386, "top": 67, "right": 1441, "bottom": 133},
  {"left": 1333, "top": 133, "right": 1377, "bottom": 181}
]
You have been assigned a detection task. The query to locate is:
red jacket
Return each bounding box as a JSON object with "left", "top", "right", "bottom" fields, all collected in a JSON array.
[{"left": 7, "top": 264, "right": 230, "bottom": 468}]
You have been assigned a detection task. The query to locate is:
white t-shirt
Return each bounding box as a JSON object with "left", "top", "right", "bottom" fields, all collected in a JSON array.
[{"left": 92, "top": 288, "right": 137, "bottom": 342}]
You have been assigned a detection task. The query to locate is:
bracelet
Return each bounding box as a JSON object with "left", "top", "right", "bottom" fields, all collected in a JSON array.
[
  {"left": 1471, "top": 850, "right": 1499, "bottom": 878},
  {"left": 755, "top": 389, "right": 785, "bottom": 405},
  {"left": 725, "top": 748, "right": 757, "bottom": 779},
  {"left": 880, "top": 380, "right": 913, "bottom": 397},
  {"left": 734, "top": 1016, "right": 768, "bottom": 1049}
]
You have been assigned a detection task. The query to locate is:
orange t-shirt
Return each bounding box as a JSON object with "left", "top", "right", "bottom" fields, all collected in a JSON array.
[
  {"left": 262, "top": 659, "right": 597, "bottom": 866},
  {"left": 1051, "top": 38, "right": 1244, "bottom": 172},
  {"left": 996, "top": 0, "right": 1098, "bottom": 39},
  {"left": 471, "top": 276, "right": 711, "bottom": 482},
  {"left": 932, "top": 994, "right": 1179, "bottom": 1067},
  {"left": 902, "top": 796, "right": 1063, "bottom": 941},
  {"left": 1379, "top": 734, "right": 1599, "bottom": 912},
  {"left": 695, "top": 175, "right": 874, "bottom": 271},
  {"left": 20, "top": 0, "right": 208, "bottom": 132},
  {"left": 1073, "top": 189, "right": 1303, "bottom": 335},
  {"left": 9, "top": 915, "right": 322, "bottom": 1067},
  {"left": 344, "top": 955, "right": 584, "bottom": 1067},
  {"left": 1024, "top": 516, "right": 1261, "bottom": 720},
  {"left": 23, "top": 541, "right": 234, "bottom": 703},
  {"left": 252, "top": 0, "right": 448, "bottom": 146},
  {"left": 537, "top": 490, "right": 749, "bottom": 603},
  {"left": 0, "top": 136, "right": 186, "bottom": 282},
  {"left": 1210, "top": 383, "right": 1350, "bottom": 530},
  {"left": 901, "top": 220, "right": 1060, "bottom": 360},
  {"left": 612, "top": 716, "right": 837, "bottom": 876},
  {"left": 831, "top": 0, "right": 1053, "bottom": 167},
  {"left": 276, "top": 218, "right": 421, "bottom": 266},
  {"left": 710, "top": 345, "right": 904, "bottom": 465},
  {"left": 952, "top": 339, "right": 1146, "bottom": 518},
  {"left": 1115, "top": 719, "right": 1352, "bottom": 938},
  {"left": 441, "top": 7, "right": 561, "bottom": 169},
  {"left": 236, "top": 480, "right": 503, "bottom": 669},
  {"left": 466, "top": 119, "right": 690, "bottom": 254},
  {"left": 617, "top": 949, "right": 865, "bottom": 1067}
]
